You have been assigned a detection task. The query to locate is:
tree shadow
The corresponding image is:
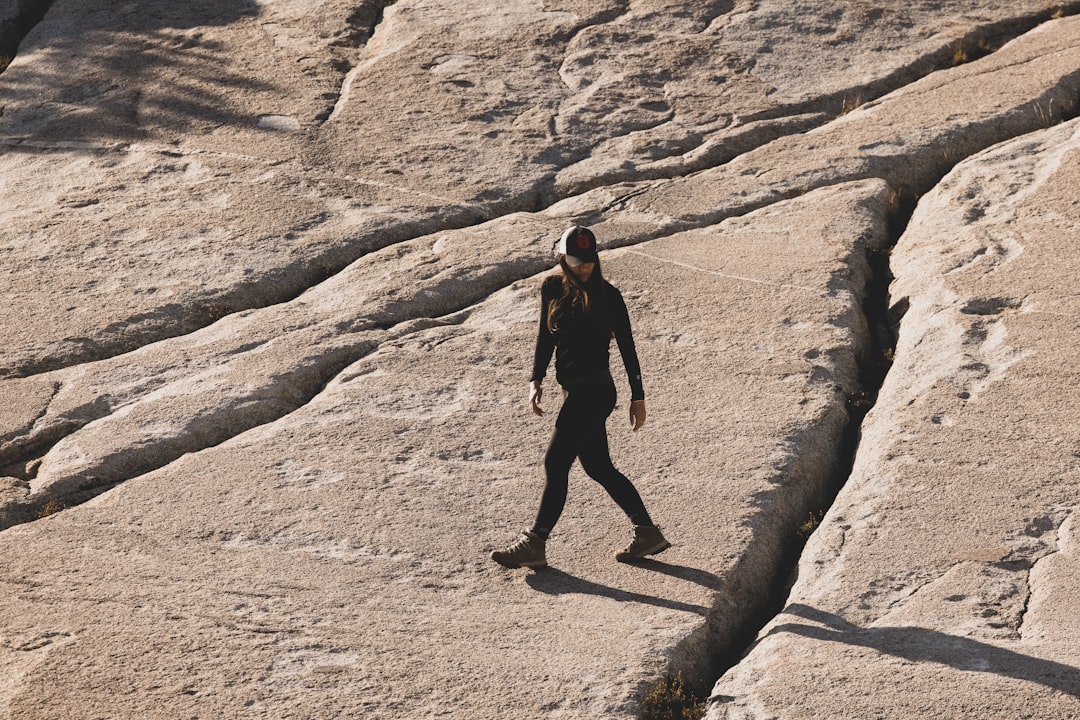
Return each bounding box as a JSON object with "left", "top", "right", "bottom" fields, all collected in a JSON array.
[
  {"left": 0, "top": 0, "right": 275, "bottom": 141},
  {"left": 765, "top": 603, "right": 1080, "bottom": 698},
  {"left": 525, "top": 565, "right": 714, "bottom": 617}
]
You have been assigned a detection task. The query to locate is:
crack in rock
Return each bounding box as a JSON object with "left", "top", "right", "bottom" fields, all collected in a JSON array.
[{"left": 5, "top": 19, "right": 1080, "bottom": 538}]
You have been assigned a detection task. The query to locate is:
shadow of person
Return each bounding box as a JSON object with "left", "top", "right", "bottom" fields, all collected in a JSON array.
[
  {"left": 629, "top": 559, "right": 725, "bottom": 592},
  {"left": 768, "top": 603, "right": 1080, "bottom": 698},
  {"left": 525, "top": 567, "right": 711, "bottom": 617}
]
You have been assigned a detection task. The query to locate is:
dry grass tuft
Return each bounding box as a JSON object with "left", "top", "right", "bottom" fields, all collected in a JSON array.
[
  {"left": 838, "top": 93, "right": 864, "bottom": 117},
  {"left": 641, "top": 673, "right": 707, "bottom": 720},
  {"left": 951, "top": 37, "right": 997, "bottom": 66},
  {"left": 35, "top": 499, "right": 66, "bottom": 520},
  {"left": 1033, "top": 98, "right": 1061, "bottom": 127},
  {"left": 798, "top": 510, "right": 826, "bottom": 540}
]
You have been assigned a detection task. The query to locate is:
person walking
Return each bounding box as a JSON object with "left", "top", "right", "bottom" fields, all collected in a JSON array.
[{"left": 490, "top": 225, "right": 670, "bottom": 569}]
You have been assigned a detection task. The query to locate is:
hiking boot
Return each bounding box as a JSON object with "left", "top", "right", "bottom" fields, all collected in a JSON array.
[
  {"left": 490, "top": 531, "right": 547, "bottom": 569},
  {"left": 615, "top": 525, "right": 671, "bottom": 563}
]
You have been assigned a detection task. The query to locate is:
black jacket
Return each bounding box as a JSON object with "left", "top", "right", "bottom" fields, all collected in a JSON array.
[{"left": 530, "top": 274, "right": 645, "bottom": 401}]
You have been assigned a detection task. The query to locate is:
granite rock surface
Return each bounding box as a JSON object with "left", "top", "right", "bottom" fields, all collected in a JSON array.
[
  {"left": 707, "top": 116, "right": 1080, "bottom": 720},
  {"left": 2, "top": 1, "right": 1080, "bottom": 718}
]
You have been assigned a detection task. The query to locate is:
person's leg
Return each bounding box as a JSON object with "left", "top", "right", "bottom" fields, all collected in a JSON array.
[
  {"left": 573, "top": 384, "right": 655, "bottom": 526},
  {"left": 573, "top": 385, "right": 670, "bottom": 561},
  {"left": 581, "top": 429, "right": 670, "bottom": 560},
  {"left": 491, "top": 390, "right": 583, "bottom": 569},
  {"left": 530, "top": 421, "right": 580, "bottom": 540},
  {"left": 577, "top": 422, "right": 654, "bottom": 527}
]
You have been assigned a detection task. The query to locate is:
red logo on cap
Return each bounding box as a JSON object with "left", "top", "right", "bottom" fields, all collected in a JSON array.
[{"left": 576, "top": 233, "right": 590, "bottom": 250}]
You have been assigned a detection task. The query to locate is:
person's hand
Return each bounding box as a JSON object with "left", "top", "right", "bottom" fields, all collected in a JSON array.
[
  {"left": 629, "top": 399, "right": 646, "bottom": 431},
  {"left": 529, "top": 381, "right": 544, "bottom": 417}
]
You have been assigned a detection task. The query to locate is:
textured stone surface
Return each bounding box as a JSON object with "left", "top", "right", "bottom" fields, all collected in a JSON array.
[
  {"left": 3, "top": 0, "right": 1078, "bottom": 377},
  {"left": 5, "top": 16, "right": 1080, "bottom": 526},
  {"left": 2, "top": 180, "right": 890, "bottom": 717},
  {"left": 707, "top": 119, "right": 1080, "bottom": 719},
  {"left": 3, "top": 1, "right": 1080, "bottom": 718}
]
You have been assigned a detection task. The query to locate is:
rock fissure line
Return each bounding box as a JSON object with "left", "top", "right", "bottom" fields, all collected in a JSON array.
[
  {"left": 625, "top": 185, "right": 911, "bottom": 712},
  {"left": 0, "top": 309, "right": 477, "bottom": 532},
  {"left": 689, "top": 115, "right": 1079, "bottom": 714},
  {"left": 554, "top": 2, "right": 1080, "bottom": 203},
  {"left": 1015, "top": 512, "right": 1071, "bottom": 641},
  {"left": 0, "top": 350, "right": 376, "bottom": 527},
  {"left": 322, "top": 0, "right": 397, "bottom": 124},
  {"left": 623, "top": 249, "right": 825, "bottom": 294},
  {"left": 4, "top": 69, "right": 1076, "bottom": 533},
  {"left": 7, "top": 12, "right": 1074, "bottom": 383}
]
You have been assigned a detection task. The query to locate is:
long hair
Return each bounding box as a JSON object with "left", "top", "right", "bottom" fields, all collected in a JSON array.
[{"left": 546, "top": 255, "right": 608, "bottom": 333}]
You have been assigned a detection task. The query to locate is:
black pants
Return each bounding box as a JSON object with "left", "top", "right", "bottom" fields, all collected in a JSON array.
[{"left": 531, "top": 382, "right": 652, "bottom": 539}]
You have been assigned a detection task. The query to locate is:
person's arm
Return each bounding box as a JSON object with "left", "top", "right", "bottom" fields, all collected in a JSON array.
[
  {"left": 609, "top": 285, "right": 644, "bottom": 401},
  {"left": 529, "top": 281, "right": 556, "bottom": 416},
  {"left": 608, "top": 285, "right": 646, "bottom": 430}
]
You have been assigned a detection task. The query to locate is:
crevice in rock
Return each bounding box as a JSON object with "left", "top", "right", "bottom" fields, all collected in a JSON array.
[
  {"left": 0, "top": 0, "right": 54, "bottom": 73},
  {"left": 546, "top": 6, "right": 1080, "bottom": 205},
  {"left": 805, "top": 4, "right": 1080, "bottom": 119},
  {"left": 8, "top": 10, "right": 1078, "bottom": 383},
  {"left": 640, "top": 191, "right": 914, "bottom": 717},
  {"left": 338, "top": 0, "right": 395, "bottom": 54},
  {"left": 657, "top": 102, "right": 1078, "bottom": 702},
  {"left": 317, "top": 0, "right": 397, "bottom": 123},
  {"left": 0, "top": 310, "right": 472, "bottom": 533},
  {"left": 322, "top": 0, "right": 403, "bottom": 124},
  {"left": 0, "top": 348, "right": 371, "bottom": 531},
  {"left": 0, "top": 199, "right": 489, "bottom": 381}
]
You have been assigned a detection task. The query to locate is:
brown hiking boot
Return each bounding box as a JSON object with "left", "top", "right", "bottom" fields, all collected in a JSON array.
[
  {"left": 615, "top": 525, "right": 671, "bottom": 563},
  {"left": 490, "top": 531, "right": 547, "bottom": 569}
]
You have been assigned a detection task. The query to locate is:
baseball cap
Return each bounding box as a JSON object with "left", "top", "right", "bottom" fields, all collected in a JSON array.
[{"left": 556, "top": 225, "right": 598, "bottom": 266}]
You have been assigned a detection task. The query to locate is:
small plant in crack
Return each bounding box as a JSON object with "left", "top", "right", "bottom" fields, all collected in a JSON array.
[
  {"left": 34, "top": 499, "right": 66, "bottom": 520},
  {"left": 950, "top": 37, "right": 997, "bottom": 67},
  {"left": 846, "top": 390, "right": 872, "bottom": 410},
  {"left": 0, "top": 55, "right": 11, "bottom": 73},
  {"left": 197, "top": 302, "right": 233, "bottom": 324},
  {"left": 640, "top": 672, "right": 707, "bottom": 720},
  {"left": 941, "top": 145, "right": 963, "bottom": 164},
  {"left": 951, "top": 41, "right": 968, "bottom": 66},
  {"left": 798, "top": 509, "right": 826, "bottom": 540},
  {"left": 1033, "top": 99, "right": 1059, "bottom": 127},
  {"left": 837, "top": 93, "right": 864, "bottom": 117}
]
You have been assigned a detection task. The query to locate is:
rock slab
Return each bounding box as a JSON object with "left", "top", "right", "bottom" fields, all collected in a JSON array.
[{"left": 708, "top": 118, "right": 1080, "bottom": 720}]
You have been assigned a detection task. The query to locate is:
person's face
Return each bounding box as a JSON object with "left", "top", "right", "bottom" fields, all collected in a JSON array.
[{"left": 567, "top": 261, "right": 595, "bottom": 282}]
